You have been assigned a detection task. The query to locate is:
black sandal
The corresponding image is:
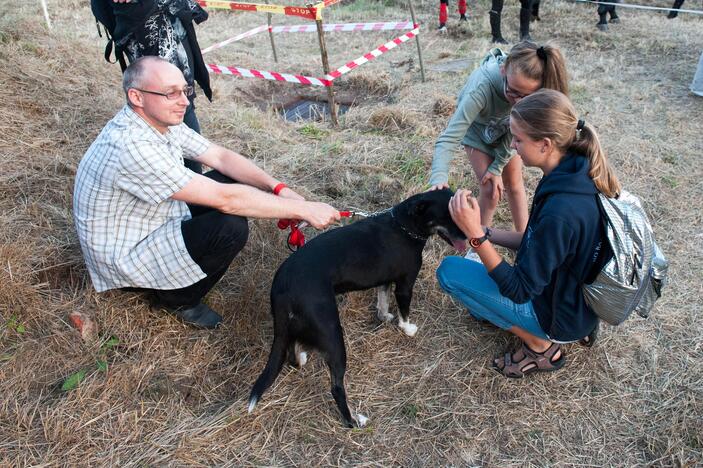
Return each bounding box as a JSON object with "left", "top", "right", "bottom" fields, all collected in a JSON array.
[
  {"left": 579, "top": 322, "right": 599, "bottom": 348},
  {"left": 492, "top": 342, "right": 565, "bottom": 379}
]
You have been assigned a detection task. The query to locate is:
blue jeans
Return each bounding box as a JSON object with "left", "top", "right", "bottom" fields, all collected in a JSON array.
[{"left": 436, "top": 256, "right": 549, "bottom": 339}]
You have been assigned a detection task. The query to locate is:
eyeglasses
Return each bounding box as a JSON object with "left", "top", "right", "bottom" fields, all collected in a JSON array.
[
  {"left": 503, "top": 78, "right": 530, "bottom": 101},
  {"left": 135, "top": 85, "right": 194, "bottom": 100}
]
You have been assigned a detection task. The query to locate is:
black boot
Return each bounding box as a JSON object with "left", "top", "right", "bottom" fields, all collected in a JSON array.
[
  {"left": 597, "top": 6, "right": 609, "bottom": 31},
  {"left": 668, "top": 0, "right": 684, "bottom": 18},
  {"left": 490, "top": 10, "right": 507, "bottom": 44},
  {"left": 531, "top": 0, "right": 541, "bottom": 21},
  {"left": 519, "top": 7, "right": 532, "bottom": 41},
  {"left": 166, "top": 302, "right": 223, "bottom": 329}
]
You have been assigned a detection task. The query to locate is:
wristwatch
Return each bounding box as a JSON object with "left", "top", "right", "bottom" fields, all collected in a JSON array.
[{"left": 469, "top": 227, "right": 492, "bottom": 249}]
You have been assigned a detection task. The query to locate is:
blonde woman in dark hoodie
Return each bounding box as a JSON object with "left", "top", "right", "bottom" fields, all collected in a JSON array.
[{"left": 437, "top": 89, "right": 620, "bottom": 377}]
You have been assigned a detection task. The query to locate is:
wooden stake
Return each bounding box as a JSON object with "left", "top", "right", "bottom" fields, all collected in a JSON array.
[
  {"left": 264, "top": 0, "right": 278, "bottom": 62},
  {"left": 315, "top": 18, "right": 339, "bottom": 126},
  {"left": 407, "top": 0, "right": 425, "bottom": 82}
]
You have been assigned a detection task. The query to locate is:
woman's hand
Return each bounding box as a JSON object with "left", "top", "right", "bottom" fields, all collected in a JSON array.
[
  {"left": 427, "top": 182, "right": 450, "bottom": 192},
  {"left": 449, "top": 189, "right": 485, "bottom": 239},
  {"left": 481, "top": 171, "right": 504, "bottom": 202}
]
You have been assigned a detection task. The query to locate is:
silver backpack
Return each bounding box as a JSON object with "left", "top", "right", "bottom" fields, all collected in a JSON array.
[{"left": 583, "top": 191, "right": 669, "bottom": 325}]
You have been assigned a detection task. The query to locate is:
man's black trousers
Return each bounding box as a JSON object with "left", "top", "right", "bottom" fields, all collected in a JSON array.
[{"left": 143, "top": 170, "right": 249, "bottom": 309}]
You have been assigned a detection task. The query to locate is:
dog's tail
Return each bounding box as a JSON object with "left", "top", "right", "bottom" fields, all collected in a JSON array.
[{"left": 248, "top": 302, "right": 290, "bottom": 413}]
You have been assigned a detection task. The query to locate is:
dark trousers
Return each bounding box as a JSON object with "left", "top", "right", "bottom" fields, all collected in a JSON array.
[
  {"left": 597, "top": 4, "right": 618, "bottom": 23},
  {"left": 183, "top": 98, "right": 203, "bottom": 174},
  {"left": 135, "top": 171, "right": 249, "bottom": 309}
]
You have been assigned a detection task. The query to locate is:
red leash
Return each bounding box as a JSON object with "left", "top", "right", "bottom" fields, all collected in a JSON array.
[
  {"left": 273, "top": 183, "right": 354, "bottom": 251},
  {"left": 278, "top": 212, "right": 353, "bottom": 251}
]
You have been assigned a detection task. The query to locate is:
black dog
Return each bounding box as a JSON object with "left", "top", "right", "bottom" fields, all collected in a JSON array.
[{"left": 248, "top": 189, "right": 466, "bottom": 427}]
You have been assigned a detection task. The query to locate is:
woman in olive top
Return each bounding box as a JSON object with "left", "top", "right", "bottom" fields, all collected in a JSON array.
[{"left": 429, "top": 42, "right": 569, "bottom": 257}]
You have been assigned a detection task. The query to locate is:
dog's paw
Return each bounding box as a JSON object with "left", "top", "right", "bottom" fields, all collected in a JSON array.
[
  {"left": 297, "top": 351, "right": 308, "bottom": 367},
  {"left": 376, "top": 311, "right": 394, "bottom": 322},
  {"left": 247, "top": 397, "right": 258, "bottom": 414},
  {"left": 399, "top": 321, "right": 418, "bottom": 337},
  {"left": 354, "top": 413, "right": 369, "bottom": 428}
]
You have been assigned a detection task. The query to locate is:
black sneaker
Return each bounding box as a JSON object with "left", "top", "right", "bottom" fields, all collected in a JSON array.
[
  {"left": 438, "top": 22, "right": 447, "bottom": 32},
  {"left": 460, "top": 14, "right": 468, "bottom": 21},
  {"left": 168, "top": 302, "right": 222, "bottom": 329}
]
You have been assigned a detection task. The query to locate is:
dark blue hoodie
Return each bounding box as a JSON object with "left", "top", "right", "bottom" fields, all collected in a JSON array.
[{"left": 489, "top": 153, "right": 605, "bottom": 342}]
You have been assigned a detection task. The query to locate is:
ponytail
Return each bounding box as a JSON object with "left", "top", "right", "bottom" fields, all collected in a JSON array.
[
  {"left": 511, "top": 89, "right": 621, "bottom": 198},
  {"left": 569, "top": 124, "right": 621, "bottom": 198},
  {"left": 504, "top": 41, "right": 569, "bottom": 96}
]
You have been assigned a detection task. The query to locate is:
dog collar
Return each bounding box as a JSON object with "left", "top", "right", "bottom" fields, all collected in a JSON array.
[{"left": 390, "top": 208, "right": 428, "bottom": 242}]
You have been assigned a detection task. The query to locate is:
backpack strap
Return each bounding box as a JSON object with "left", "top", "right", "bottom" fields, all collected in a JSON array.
[
  {"left": 96, "top": 22, "right": 128, "bottom": 72},
  {"left": 583, "top": 193, "right": 612, "bottom": 284}
]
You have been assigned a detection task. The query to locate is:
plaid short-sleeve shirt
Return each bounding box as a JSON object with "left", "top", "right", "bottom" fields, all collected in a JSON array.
[{"left": 73, "top": 105, "right": 211, "bottom": 292}]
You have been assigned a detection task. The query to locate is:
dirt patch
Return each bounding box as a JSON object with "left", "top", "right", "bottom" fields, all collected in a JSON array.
[
  {"left": 429, "top": 58, "right": 473, "bottom": 73},
  {"left": 232, "top": 71, "right": 395, "bottom": 121}
]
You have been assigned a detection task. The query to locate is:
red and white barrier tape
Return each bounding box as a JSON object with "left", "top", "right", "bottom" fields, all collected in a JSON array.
[
  {"left": 202, "top": 21, "right": 416, "bottom": 55},
  {"left": 207, "top": 63, "right": 332, "bottom": 86},
  {"left": 206, "top": 26, "right": 420, "bottom": 86},
  {"left": 325, "top": 26, "right": 419, "bottom": 80},
  {"left": 201, "top": 24, "right": 268, "bottom": 54},
  {"left": 271, "top": 21, "right": 415, "bottom": 33},
  {"left": 197, "top": 0, "right": 319, "bottom": 20}
]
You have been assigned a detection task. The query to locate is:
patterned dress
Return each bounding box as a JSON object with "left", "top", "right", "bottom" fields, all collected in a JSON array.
[{"left": 124, "top": 0, "right": 207, "bottom": 87}]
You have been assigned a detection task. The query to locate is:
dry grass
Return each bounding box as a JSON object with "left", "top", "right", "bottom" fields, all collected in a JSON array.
[
  {"left": 339, "top": 71, "right": 395, "bottom": 97},
  {"left": 1, "top": 0, "right": 702, "bottom": 466},
  {"left": 366, "top": 105, "right": 422, "bottom": 132},
  {"left": 432, "top": 94, "right": 456, "bottom": 117}
]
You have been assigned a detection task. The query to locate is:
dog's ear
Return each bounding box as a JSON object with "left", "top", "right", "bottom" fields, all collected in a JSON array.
[{"left": 410, "top": 200, "right": 431, "bottom": 217}]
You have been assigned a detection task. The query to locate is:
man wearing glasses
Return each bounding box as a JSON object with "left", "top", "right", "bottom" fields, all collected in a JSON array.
[{"left": 73, "top": 57, "right": 341, "bottom": 329}]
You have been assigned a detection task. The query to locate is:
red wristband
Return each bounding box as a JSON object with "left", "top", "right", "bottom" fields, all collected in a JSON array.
[{"left": 272, "top": 183, "right": 287, "bottom": 195}]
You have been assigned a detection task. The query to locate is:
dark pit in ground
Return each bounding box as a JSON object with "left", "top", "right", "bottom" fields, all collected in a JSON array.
[{"left": 280, "top": 98, "right": 352, "bottom": 121}]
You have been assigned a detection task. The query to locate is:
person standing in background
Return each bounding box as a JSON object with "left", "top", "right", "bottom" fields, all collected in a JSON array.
[
  {"left": 438, "top": 0, "right": 468, "bottom": 31},
  {"left": 489, "top": 0, "right": 537, "bottom": 44},
  {"left": 107, "top": 0, "right": 211, "bottom": 173}
]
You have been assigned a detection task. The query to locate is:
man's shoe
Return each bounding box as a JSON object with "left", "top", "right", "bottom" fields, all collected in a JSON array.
[
  {"left": 609, "top": 17, "right": 620, "bottom": 24},
  {"left": 169, "top": 302, "right": 222, "bottom": 329},
  {"left": 460, "top": 14, "right": 468, "bottom": 21},
  {"left": 438, "top": 23, "right": 447, "bottom": 32},
  {"left": 597, "top": 22, "right": 608, "bottom": 32}
]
